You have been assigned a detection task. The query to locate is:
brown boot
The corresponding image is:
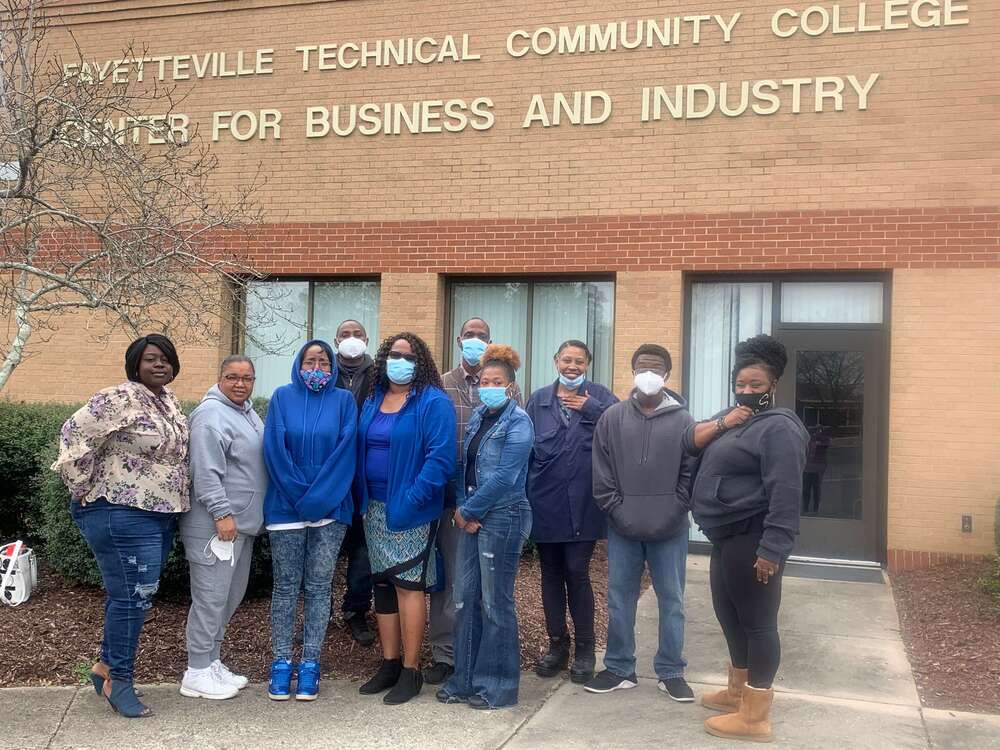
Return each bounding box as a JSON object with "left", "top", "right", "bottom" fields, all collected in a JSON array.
[
  {"left": 701, "top": 665, "right": 748, "bottom": 712},
  {"left": 704, "top": 683, "right": 774, "bottom": 743}
]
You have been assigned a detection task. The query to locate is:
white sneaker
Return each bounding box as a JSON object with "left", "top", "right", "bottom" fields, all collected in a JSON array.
[
  {"left": 179, "top": 666, "right": 239, "bottom": 700},
  {"left": 211, "top": 660, "right": 249, "bottom": 690}
]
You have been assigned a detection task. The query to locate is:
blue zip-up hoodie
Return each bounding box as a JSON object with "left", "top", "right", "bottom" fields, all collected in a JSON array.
[
  {"left": 263, "top": 340, "right": 358, "bottom": 525},
  {"left": 354, "top": 384, "right": 456, "bottom": 532}
]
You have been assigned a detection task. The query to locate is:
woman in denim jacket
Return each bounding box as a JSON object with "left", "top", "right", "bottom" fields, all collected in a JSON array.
[{"left": 437, "top": 344, "right": 534, "bottom": 710}]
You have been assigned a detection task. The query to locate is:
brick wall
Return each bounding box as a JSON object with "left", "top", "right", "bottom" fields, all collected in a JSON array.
[
  {"left": 612, "top": 272, "right": 683, "bottom": 399},
  {"left": 376, "top": 272, "right": 447, "bottom": 369},
  {"left": 886, "top": 268, "right": 1000, "bottom": 568}
]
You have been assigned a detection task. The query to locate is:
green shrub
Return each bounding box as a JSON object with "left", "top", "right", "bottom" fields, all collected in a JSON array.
[
  {"left": 0, "top": 401, "right": 79, "bottom": 541},
  {"left": 995, "top": 496, "right": 1000, "bottom": 555},
  {"left": 977, "top": 555, "right": 1000, "bottom": 609}
]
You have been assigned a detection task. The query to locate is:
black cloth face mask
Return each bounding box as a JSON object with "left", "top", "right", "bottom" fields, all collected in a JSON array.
[{"left": 734, "top": 391, "right": 773, "bottom": 414}]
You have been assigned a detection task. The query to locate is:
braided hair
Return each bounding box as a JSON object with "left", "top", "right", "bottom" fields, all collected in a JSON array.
[
  {"left": 731, "top": 334, "right": 788, "bottom": 387},
  {"left": 369, "top": 331, "right": 443, "bottom": 399}
]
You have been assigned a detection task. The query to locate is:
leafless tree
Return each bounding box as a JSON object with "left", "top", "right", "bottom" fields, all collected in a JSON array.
[{"left": 0, "top": 0, "right": 263, "bottom": 391}]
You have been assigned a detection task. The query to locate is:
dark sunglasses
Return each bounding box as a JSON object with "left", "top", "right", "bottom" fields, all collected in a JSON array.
[{"left": 387, "top": 351, "right": 418, "bottom": 363}]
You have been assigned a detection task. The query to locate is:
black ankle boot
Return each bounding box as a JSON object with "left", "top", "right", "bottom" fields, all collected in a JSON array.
[
  {"left": 570, "top": 640, "right": 596, "bottom": 684},
  {"left": 535, "top": 635, "right": 571, "bottom": 678},
  {"left": 359, "top": 658, "right": 401, "bottom": 695},
  {"left": 383, "top": 666, "right": 423, "bottom": 705}
]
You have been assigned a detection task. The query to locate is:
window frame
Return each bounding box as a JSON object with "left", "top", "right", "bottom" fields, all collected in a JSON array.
[{"left": 445, "top": 274, "right": 616, "bottom": 395}]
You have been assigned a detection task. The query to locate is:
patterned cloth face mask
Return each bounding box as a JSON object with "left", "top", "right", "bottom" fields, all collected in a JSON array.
[{"left": 300, "top": 369, "right": 332, "bottom": 392}]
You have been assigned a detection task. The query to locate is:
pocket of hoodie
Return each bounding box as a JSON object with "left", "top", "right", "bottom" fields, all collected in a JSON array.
[
  {"left": 691, "top": 474, "right": 722, "bottom": 506},
  {"left": 228, "top": 490, "right": 255, "bottom": 515},
  {"left": 610, "top": 492, "right": 687, "bottom": 540}
]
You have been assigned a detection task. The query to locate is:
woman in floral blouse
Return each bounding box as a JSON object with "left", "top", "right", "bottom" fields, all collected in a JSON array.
[{"left": 52, "top": 334, "right": 189, "bottom": 719}]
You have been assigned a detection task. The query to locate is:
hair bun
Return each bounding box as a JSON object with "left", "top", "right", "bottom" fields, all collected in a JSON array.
[
  {"left": 734, "top": 334, "right": 787, "bottom": 378},
  {"left": 482, "top": 343, "right": 521, "bottom": 371}
]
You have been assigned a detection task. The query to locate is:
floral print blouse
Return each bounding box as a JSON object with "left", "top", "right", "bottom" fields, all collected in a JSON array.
[{"left": 52, "top": 381, "right": 190, "bottom": 513}]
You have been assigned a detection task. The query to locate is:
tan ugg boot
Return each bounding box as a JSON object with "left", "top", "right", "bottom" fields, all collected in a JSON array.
[
  {"left": 701, "top": 665, "right": 748, "bottom": 712},
  {"left": 704, "top": 683, "right": 774, "bottom": 743}
]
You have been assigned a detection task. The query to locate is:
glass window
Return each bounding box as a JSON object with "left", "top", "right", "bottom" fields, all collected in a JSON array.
[
  {"left": 244, "top": 279, "right": 380, "bottom": 398},
  {"left": 780, "top": 282, "right": 883, "bottom": 324},
  {"left": 448, "top": 280, "right": 615, "bottom": 396}
]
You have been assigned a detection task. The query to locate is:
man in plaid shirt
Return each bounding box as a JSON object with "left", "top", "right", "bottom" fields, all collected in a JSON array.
[{"left": 423, "top": 317, "right": 523, "bottom": 685}]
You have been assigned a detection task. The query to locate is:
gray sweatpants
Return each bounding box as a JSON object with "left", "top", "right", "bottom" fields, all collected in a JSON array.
[
  {"left": 185, "top": 534, "right": 253, "bottom": 669},
  {"left": 428, "top": 508, "right": 461, "bottom": 665}
]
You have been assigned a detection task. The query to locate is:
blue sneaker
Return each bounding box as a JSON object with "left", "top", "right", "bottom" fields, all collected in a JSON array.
[
  {"left": 268, "top": 658, "right": 293, "bottom": 701},
  {"left": 296, "top": 659, "right": 321, "bottom": 701}
]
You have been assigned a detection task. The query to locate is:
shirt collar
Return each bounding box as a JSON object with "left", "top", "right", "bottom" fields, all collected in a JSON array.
[{"left": 461, "top": 361, "right": 480, "bottom": 385}]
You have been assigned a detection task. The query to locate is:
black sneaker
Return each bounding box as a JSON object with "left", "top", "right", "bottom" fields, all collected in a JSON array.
[
  {"left": 345, "top": 613, "right": 376, "bottom": 647},
  {"left": 422, "top": 661, "right": 454, "bottom": 685},
  {"left": 583, "top": 669, "right": 638, "bottom": 694},
  {"left": 658, "top": 677, "right": 695, "bottom": 702}
]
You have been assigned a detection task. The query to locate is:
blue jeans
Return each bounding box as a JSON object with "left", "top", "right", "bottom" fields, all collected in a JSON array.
[
  {"left": 70, "top": 499, "right": 177, "bottom": 683},
  {"left": 269, "top": 523, "right": 347, "bottom": 661},
  {"left": 604, "top": 525, "right": 688, "bottom": 681},
  {"left": 444, "top": 500, "right": 531, "bottom": 708}
]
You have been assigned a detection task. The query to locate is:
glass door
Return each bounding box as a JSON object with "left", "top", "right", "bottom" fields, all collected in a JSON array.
[{"left": 776, "top": 330, "right": 882, "bottom": 562}]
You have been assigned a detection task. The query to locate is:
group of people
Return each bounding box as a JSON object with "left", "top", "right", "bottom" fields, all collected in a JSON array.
[{"left": 53, "top": 316, "right": 807, "bottom": 744}]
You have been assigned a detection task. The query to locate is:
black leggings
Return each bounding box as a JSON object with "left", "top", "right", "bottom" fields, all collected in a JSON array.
[
  {"left": 709, "top": 526, "right": 784, "bottom": 689},
  {"left": 536, "top": 541, "right": 597, "bottom": 642}
]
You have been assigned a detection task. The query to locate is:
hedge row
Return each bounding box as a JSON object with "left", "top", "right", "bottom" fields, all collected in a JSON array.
[{"left": 0, "top": 397, "right": 273, "bottom": 597}]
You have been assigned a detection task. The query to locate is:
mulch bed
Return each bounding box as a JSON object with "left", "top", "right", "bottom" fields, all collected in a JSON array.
[
  {"left": 890, "top": 560, "right": 1000, "bottom": 714},
  {"left": 0, "top": 543, "right": 613, "bottom": 687}
]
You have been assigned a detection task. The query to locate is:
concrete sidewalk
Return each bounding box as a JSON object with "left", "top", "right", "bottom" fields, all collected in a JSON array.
[{"left": 5, "top": 556, "right": 1000, "bottom": 749}]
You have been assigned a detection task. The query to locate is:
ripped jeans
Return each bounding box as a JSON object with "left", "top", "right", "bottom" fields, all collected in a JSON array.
[
  {"left": 71, "top": 498, "right": 178, "bottom": 684},
  {"left": 444, "top": 500, "right": 531, "bottom": 708}
]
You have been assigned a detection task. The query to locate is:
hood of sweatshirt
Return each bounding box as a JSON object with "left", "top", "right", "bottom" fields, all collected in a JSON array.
[
  {"left": 291, "top": 339, "right": 339, "bottom": 390},
  {"left": 202, "top": 383, "right": 256, "bottom": 415},
  {"left": 627, "top": 386, "right": 689, "bottom": 419}
]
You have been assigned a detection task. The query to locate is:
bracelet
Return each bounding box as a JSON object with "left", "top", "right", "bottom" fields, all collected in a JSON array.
[
  {"left": 715, "top": 417, "right": 729, "bottom": 435},
  {"left": 215, "top": 513, "right": 233, "bottom": 522}
]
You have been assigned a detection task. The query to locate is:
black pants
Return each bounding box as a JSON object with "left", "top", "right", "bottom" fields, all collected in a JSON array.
[
  {"left": 709, "top": 524, "right": 783, "bottom": 689},
  {"left": 341, "top": 517, "right": 373, "bottom": 616},
  {"left": 536, "top": 540, "right": 597, "bottom": 642}
]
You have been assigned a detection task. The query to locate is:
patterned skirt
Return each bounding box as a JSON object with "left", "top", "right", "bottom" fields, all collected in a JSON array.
[{"left": 364, "top": 499, "right": 438, "bottom": 591}]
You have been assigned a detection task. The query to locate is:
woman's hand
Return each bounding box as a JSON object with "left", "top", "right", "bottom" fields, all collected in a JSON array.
[
  {"left": 560, "top": 393, "right": 590, "bottom": 412},
  {"left": 724, "top": 405, "right": 754, "bottom": 429},
  {"left": 453, "top": 508, "right": 467, "bottom": 530},
  {"left": 454, "top": 508, "right": 480, "bottom": 534},
  {"left": 214, "top": 515, "right": 237, "bottom": 542},
  {"left": 753, "top": 556, "right": 779, "bottom": 584}
]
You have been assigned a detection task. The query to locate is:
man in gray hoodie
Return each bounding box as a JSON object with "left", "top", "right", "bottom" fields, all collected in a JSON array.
[
  {"left": 179, "top": 355, "right": 268, "bottom": 700},
  {"left": 585, "top": 344, "right": 696, "bottom": 703}
]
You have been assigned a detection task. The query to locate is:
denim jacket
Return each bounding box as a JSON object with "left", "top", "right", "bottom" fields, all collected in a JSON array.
[{"left": 457, "top": 398, "right": 534, "bottom": 523}]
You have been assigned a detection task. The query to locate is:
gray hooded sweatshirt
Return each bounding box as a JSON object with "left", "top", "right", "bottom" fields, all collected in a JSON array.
[
  {"left": 179, "top": 385, "right": 268, "bottom": 551},
  {"left": 592, "top": 389, "right": 695, "bottom": 541}
]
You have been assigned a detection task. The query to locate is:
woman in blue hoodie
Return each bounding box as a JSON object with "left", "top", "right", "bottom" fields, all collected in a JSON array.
[
  {"left": 263, "top": 340, "right": 357, "bottom": 702},
  {"left": 355, "top": 332, "right": 456, "bottom": 706},
  {"left": 438, "top": 344, "right": 533, "bottom": 710}
]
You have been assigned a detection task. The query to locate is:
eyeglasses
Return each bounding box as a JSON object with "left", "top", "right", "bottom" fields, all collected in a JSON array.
[
  {"left": 387, "top": 352, "right": 418, "bottom": 363},
  {"left": 302, "top": 359, "right": 331, "bottom": 368},
  {"left": 223, "top": 375, "right": 256, "bottom": 384}
]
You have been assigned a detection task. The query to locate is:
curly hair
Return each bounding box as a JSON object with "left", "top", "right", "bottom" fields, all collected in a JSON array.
[
  {"left": 481, "top": 343, "right": 521, "bottom": 382},
  {"left": 731, "top": 334, "right": 788, "bottom": 386},
  {"left": 369, "top": 331, "right": 443, "bottom": 398}
]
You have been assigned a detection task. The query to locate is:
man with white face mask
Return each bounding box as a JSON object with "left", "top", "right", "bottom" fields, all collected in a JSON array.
[
  {"left": 334, "top": 319, "right": 377, "bottom": 648},
  {"left": 587, "top": 344, "right": 696, "bottom": 704}
]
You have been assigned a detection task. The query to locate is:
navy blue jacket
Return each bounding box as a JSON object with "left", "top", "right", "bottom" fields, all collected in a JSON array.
[
  {"left": 525, "top": 381, "right": 618, "bottom": 543},
  {"left": 457, "top": 398, "right": 534, "bottom": 523},
  {"left": 263, "top": 340, "right": 358, "bottom": 526},
  {"left": 354, "top": 385, "right": 456, "bottom": 532}
]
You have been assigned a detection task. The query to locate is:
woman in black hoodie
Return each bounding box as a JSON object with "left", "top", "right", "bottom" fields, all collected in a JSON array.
[{"left": 683, "top": 335, "right": 808, "bottom": 744}]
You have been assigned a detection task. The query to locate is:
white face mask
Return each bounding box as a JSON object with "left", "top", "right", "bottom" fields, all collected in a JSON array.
[
  {"left": 634, "top": 370, "right": 665, "bottom": 396},
  {"left": 205, "top": 536, "right": 236, "bottom": 567},
  {"left": 337, "top": 337, "right": 367, "bottom": 359}
]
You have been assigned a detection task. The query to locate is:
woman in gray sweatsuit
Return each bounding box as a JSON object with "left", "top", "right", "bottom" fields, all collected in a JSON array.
[{"left": 179, "top": 355, "right": 268, "bottom": 700}]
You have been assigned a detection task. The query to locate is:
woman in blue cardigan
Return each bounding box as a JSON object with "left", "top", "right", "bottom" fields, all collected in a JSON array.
[
  {"left": 354, "top": 332, "right": 456, "bottom": 705},
  {"left": 525, "top": 340, "right": 618, "bottom": 684},
  {"left": 438, "top": 344, "right": 533, "bottom": 709},
  {"left": 263, "top": 340, "right": 357, "bottom": 703}
]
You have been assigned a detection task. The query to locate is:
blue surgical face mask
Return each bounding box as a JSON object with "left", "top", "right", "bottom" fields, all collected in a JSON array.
[
  {"left": 479, "top": 386, "right": 509, "bottom": 410},
  {"left": 558, "top": 373, "right": 586, "bottom": 389},
  {"left": 386, "top": 358, "right": 416, "bottom": 385},
  {"left": 460, "top": 337, "right": 488, "bottom": 365}
]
